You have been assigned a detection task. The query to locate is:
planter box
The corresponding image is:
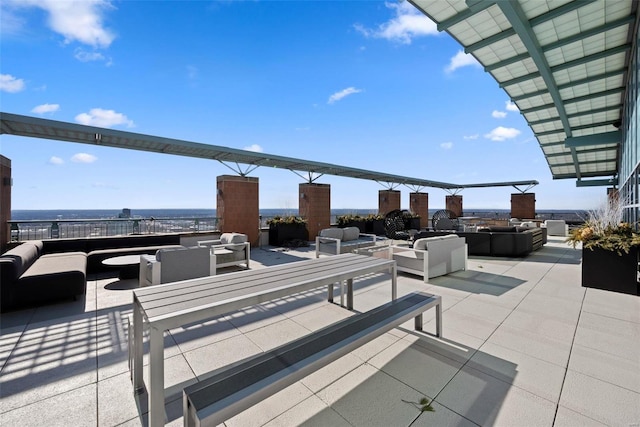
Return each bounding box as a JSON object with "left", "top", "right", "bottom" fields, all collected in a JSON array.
[
  {"left": 582, "top": 246, "right": 639, "bottom": 296},
  {"left": 407, "top": 218, "right": 421, "bottom": 230},
  {"left": 269, "top": 224, "right": 309, "bottom": 246},
  {"left": 365, "top": 219, "right": 385, "bottom": 236}
]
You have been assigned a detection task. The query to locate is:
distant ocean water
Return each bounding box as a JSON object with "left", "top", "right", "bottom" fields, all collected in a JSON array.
[{"left": 11, "top": 208, "right": 586, "bottom": 222}]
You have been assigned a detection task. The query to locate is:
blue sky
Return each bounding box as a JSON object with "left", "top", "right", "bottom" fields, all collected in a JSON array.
[{"left": 1, "top": 0, "right": 605, "bottom": 212}]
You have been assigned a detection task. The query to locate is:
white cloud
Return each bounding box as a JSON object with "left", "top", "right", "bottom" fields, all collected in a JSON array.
[
  {"left": 48, "top": 156, "right": 64, "bottom": 165},
  {"left": 32, "top": 103, "right": 60, "bottom": 114},
  {"left": 506, "top": 100, "right": 519, "bottom": 112},
  {"left": 440, "top": 142, "right": 453, "bottom": 150},
  {"left": 492, "top": 110, "right": 507, "bottom": 119},
  {"left": 328, "top": 87, "right": 362, "bottom": 104},
  {"left": 10, "top": 0, "right": 116, "bottom": 48},
  {"left": 445, "top": 50, "right": 481, "bottom": 73},
  {"left": 484, "top": 126, "right": 521, "bottom": 142},
  {"left": 74, "top": 48, "right": 105, "bottom": 62},
  {"left": 71, "top": 153, "right": 97, "bottom": 163},
  {"left": 244, "top": 144, "right": 263, "bottom": 153},
  {"left": 354, "top": 1, "right": 437, "bottom": 45},
  {"left": 75, "top": 108, "right": 134, "bottom": 128},
  {"left": 463, "top": 134, "right": 479, "bottom": 140},
  {"left": 0, "top": 74, "right": 25, "bottom": 93}
]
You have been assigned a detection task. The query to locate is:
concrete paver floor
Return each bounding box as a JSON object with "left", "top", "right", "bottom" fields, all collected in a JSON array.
[{"left": 1, "top": 237, "right": 638, "bottom": 426}]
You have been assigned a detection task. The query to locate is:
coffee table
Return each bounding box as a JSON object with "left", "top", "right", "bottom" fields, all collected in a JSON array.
[{"left": 102, "top": 254, "right": 142, "bottom": 279}]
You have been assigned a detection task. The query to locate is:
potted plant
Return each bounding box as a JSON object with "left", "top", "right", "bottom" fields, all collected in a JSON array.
[
  {"left": 567, "top": 198, "right": 640, "bottom": 295},
  {"left": 364, "top": 213, "right": 385, "bottom": 235},
  {"left": 267, "top": 215, "right": 309, "bottom": 246},
  {"left": 405, "top": 212, "right": 422, "bottom": 230},
  {"left": 336, "top": 214, "right": 366, "bottom": 233}
]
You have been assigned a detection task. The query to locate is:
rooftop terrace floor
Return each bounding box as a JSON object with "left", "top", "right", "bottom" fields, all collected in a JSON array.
[{"left": 1, "top": 237, "right": 639, "bottom": 426}]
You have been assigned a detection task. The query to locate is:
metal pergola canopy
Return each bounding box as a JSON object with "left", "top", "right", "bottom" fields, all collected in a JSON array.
[
  {"left": 410, "top": 0, "right": 637, "bottom": 187},
  {"left": 1, "top": 112, "right": 537, "bottom": 192}
]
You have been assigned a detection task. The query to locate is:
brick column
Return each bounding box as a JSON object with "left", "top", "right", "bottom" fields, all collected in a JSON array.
[
  {"left": 446, "top": 195, "right": 463, "bottom": 217},
  {"left": 409, "top": 192, "right": 429, "bottom": 229},
  {"left": 0, "top": 156, "right": 11, "bottom": 253},
  {"left": 299, "top": 183, "right": 330, "bottom": 241},
  {"left": 217, "top": 175, "right": 259, "bottom": 247},
  {"left": 379, "top": 190, "right": 401, "bottom": 215},
  {"left": 510, "top": 193, "right": 536, "bottom": 219}
]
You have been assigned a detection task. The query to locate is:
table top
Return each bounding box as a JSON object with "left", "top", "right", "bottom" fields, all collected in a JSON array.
[
  {"left": 133, "top": 253, "right": 395, "bottom": 325},
  {"left": 102, "top": 254, "right": 143, "bottom": 266}
]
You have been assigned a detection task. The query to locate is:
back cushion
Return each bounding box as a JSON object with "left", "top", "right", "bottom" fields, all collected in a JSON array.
[
  {"left": 319, "top": 228, "right": 343, "bottom": 240},
  {"left": 0, "top": 242, "right": 42, "bottom": 281},
  {"left": 488, "top": 226, "right": 517, "bottom": 233},
  {"left": 224, "top": 233, "right": 248, "bottom": 251},
  {"left": 341, "top": 227, "right": 360, "bottom": 241},
  {"left": 155, "top": 246, "right": 187, "bottom": 261}
]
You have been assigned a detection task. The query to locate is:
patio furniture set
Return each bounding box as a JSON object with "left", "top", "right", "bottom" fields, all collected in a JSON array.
[{"left": 2, "top": 227, "right": 461, "bottom": 426}]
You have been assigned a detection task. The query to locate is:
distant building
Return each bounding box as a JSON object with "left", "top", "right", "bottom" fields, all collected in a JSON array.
[{"left": 118, "top": 208, "right": 131, "bottom": 219}]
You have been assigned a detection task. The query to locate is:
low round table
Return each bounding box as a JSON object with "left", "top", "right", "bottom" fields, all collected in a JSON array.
[{"left": 102, "top": 254, "right": 142, "bottom": 280}]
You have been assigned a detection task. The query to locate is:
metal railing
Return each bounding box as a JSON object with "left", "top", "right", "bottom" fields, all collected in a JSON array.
[{"left": 8, "top": 217, "right": 220, "bottom": 242}]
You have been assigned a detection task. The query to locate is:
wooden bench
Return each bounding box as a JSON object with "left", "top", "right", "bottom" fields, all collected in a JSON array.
[
  {"left": 183, "top": 291, "right": 442, "bottom": 427},
  {"left": 130, "top": 253, "right": 397, "bottom": 426}
]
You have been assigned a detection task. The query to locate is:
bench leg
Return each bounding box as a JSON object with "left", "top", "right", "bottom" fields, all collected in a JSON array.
[
  {"left": 132, "top": 301, "right": 144, "bottom": 392},
  {"left": 436, "top": 302, "right": 442, "bottom": 337},
  {"left": 414, "top": 313, "right": 423, "bottom": 331},
  {"left": 391, "top": 263, "right": 397, "bottom": 301},
  {"left": 327, "top": 283, "right": 334, "bottom": 303},
  {"left": 148, "top": 326, "right": 166, "bottom": 427},
  {"left": 347, "top": 278, "right": 353, "bottom": 310}
]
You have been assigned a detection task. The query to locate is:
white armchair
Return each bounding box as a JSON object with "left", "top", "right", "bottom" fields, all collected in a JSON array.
[
  {"left": 197, "top": 233, "right": 250, "bottom": 270},
  {"left": 390, "top": 235, "right": 467, "bottom": 283},
  {"left": 139, "top": 246, "right": 216, "bottom": 287},
  {"left": 543, "top": 220, "right": 568, "bottom": 236}
]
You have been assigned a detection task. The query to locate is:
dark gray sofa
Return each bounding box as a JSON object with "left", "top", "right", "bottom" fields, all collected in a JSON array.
[
  {"left": 42, "top": 234, "right": 182, "bottom": 274},
  {"left": 0, "top": 240, "right": 87, "bottom": 311},
  {"left": 414, "top": 226, "right": 545, "bottom": 257}
]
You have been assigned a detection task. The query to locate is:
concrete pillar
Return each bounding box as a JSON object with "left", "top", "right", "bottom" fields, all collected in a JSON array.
[
  {"left": 446, "top": 195, "right": 463, "bottom": 217},
  {"left": 379, "top": 190, "right": 401, "bottom": 215},
  {"left": 299, "top": 183, "right": 330, "bottom": 241},
  {"left": 510, "top": 193, "right": 536, "bottom": 219},
  {"left": 216, "top": 175, "right": 259, "bottom": 247},
  {"left": 409, "top": 192, "right": 429, "bottom": 229},
  {"left": 0, "top": 156, "right": 11, "bottom": 253}
]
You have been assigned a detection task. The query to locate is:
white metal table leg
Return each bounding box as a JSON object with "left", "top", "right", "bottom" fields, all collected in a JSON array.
[{"left": 148, "top": 326, "right": 166, "bottom": 427}]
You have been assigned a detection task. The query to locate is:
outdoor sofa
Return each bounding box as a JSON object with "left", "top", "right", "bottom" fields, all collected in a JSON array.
[
  {"left": 197, "top": 232, "right": 251, "bottom": 270},
  {"left": 389, "top": 234, "right": 467, "bottom": 282},
  {"left": 0, "top": 240, "right": 87, "bottom": 311},
  {"left": 140, "top": 246, "right": 216, "bottom": 286},
  {"left": 315, "top": 227, "right": 383, "bottom": 257},
  {"left": 414, "top": 226, "right": 545, "bottom": 257},
  {"left": 39, "top": 234, "right": 183, "bottom": 274}
]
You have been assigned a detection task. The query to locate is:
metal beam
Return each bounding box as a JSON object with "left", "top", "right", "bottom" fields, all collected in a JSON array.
[
  {"left": 528, "top": 0, "right": 599, "bottom": 27},
  {"left": 542, "top": 16, "right": 635, "bottom": 52},
  {"left": 466, "top": 28, "right": 516, "bottom": 53},
  {"left": 550, "top": 44, "right": 631, "bottom": 73},
  {"left": 576, "top": 178, "right": 618, "bottom": 187},
  {"left": 434, "top": 0, "right": 495, "bottom": 31},
  {"left": 565, "top": 131, "right": 622, "bottom": 147}
]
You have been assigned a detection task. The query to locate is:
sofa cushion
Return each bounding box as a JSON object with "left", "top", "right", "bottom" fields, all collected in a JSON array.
[
  {"left": 0, "top": 241, "right": 42, "bottom": 282},
  {"left": 155, "top": 246, "right": 188, "bottom": 261},
  {"left": 219, "top": 233, "right": 247, "bottom": 251},
  {"left": 487, "top": 226, "right": 518, "bottom": 233},
  {"left": 319, "top": 228, "right": 343, "bottom": 241},
  {"left": 341, "top": 227, "right": 360, "bottom": 241}
]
